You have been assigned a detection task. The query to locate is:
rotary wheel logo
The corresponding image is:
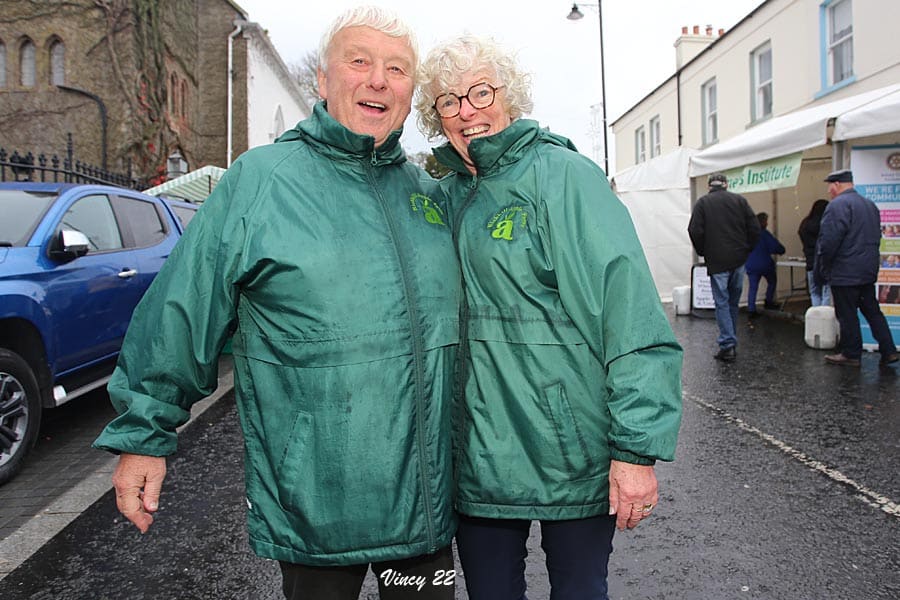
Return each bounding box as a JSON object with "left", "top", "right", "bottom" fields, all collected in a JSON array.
[{"left": 887, "top": 152, "right": 900, "bottom": 170}]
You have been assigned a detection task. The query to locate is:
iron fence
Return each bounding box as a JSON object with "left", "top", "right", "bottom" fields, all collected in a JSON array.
[{"left": 0, "top": 134, "right": 142, "bottom": 189}]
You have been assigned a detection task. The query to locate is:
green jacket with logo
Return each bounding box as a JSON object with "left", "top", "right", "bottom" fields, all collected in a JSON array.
[
  {"left": 94, "top": 103, "right": 461, "bottom": 565},
  {"left": 434, "top": 119, "right": 682, "bottom": 520}
]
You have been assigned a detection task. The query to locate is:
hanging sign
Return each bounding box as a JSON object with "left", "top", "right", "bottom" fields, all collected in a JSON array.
[{"left": 722, "top": 152, "right": 803, "bottom": 194}]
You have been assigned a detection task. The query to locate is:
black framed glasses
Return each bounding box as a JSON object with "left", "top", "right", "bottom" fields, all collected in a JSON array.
[{"left": 433, "top": 83, "right": 505, "bottom": 119}]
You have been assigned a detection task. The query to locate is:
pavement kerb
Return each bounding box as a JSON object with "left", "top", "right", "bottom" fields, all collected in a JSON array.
[{"left": 0, "top": 360, "right": 235, "bottom": 580}]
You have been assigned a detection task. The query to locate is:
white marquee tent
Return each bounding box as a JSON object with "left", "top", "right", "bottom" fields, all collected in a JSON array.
[
  {"left": 613, "top": 147, "right": 696, "bottom": 301},
  {"left": 689, "top": 83, "right": 900, "bottom": 177},
  {"left": 143, "top": 165, "right": 226, "bottom": 203}
]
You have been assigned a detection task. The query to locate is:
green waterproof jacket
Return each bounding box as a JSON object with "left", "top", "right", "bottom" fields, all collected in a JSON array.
[
  {"left": 434, "top": 119, "right": 682, "bottom": 520},
  {"left": 94, "top": 103, "right": 461, "bottom": 565}
]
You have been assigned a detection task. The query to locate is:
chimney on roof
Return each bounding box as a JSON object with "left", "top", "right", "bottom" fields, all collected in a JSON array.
[
  {"left": 675, "top": 24, "right": 717, "bottom": 70},
  {"left": 718, "top": 28, "right": 725, "bottom": 36}
]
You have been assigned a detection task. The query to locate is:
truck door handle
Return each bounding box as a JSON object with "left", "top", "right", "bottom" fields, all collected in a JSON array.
[{"left": 117, "top": 269, "right": 138, "bottom": 278}]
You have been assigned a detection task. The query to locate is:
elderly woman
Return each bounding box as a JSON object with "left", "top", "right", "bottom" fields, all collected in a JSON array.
[{"left": 416, "top": 36, "right": 683, "bottom": 599}]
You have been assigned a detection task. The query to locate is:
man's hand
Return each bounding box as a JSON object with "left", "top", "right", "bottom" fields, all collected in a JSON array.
[
  {"left": 111, "top": 453, "right": 167, "bottom": 533},
  {"left": 608, "top": 460, "right": 659, "bottom": 531}
]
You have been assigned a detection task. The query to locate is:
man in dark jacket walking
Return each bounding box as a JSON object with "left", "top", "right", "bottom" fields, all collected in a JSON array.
[
  {"left": 815, "top": 169, "right": 898, "bottom": 367},
  {"left": 688, "top": 173, "right": 760, "bottom": 361}
]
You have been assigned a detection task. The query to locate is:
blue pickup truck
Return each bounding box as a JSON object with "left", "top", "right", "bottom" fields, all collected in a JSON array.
[{"left": 0, "top": 182, "right": 197, "bottom": 484}]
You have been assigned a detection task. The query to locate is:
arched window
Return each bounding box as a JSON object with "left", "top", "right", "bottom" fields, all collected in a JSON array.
[
  {"left": 49, "top": 39, "right": 65, "bottom": 86},
  {"left": 180, "top": 79, "right": 187, "bottom": 117},
  {"left": 168, "top": 72, "right": 177, "bottom": 115},
  {"left": 273, "top": 106, "right": 285, "bottom": 139},
  {"left": 0, "top": 41, "right": 7, "bottom": 88},
  {"left": 20, "top": 39, "right": 36, "bottom": 87}
]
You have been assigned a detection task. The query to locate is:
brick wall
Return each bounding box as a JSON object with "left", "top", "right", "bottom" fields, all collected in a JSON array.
[{"left": 0, "top": 0, "right": 245, "bottom": 181}]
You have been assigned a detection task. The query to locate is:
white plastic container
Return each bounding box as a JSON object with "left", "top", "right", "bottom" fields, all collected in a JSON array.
[
  {"left": 673, "top": 285, "right": 692, "bottom": 315},
  {"left": 805, "top": 306, "right": 839, "bottom": 349}
]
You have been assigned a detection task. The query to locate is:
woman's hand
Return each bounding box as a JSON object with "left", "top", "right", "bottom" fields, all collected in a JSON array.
[{"left": 608, "top": 460, "right": 659, "bottom": 530}]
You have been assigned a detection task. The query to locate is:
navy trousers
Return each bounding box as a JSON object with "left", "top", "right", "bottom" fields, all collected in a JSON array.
[
  {"left": 831, "top": 284, "right": 897, "bottom": 359},
  {"left": 746, "top": 268, "right": 776, "bottom": 312},
  {"left": 456, "top": 514, "right": 616, "bottom": 600}
]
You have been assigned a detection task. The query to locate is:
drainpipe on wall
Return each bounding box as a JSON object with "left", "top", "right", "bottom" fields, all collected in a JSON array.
[
  {"left": 56, "top": 85, "right": 108, "bottom": 170},
  {"left": 227, "top": 20, "right": 250, "bottom": 167},
  {"left": 676, "top": 70, "right": 683, "bottom": 146}
]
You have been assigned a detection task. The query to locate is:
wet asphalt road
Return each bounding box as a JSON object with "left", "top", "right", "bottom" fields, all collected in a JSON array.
[{"left": 0, "top": 307, "right": 897, "bottom": 599}]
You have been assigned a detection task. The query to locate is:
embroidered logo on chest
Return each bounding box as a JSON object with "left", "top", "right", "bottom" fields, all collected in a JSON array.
[
  {"left": 487, "top": 206, "right": 528, "bottom": 241},
  {"left": 409, "top": 193, "right": 446, "bottom": 226}
]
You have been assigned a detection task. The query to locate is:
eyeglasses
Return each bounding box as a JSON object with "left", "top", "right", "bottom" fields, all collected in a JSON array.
[{"left": 433, "top": 83, "right": 504, "bottom": 119}]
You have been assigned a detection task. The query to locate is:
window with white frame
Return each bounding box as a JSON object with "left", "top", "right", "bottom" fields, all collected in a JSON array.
[
  {"left": 20, "top": 39, "right": 35, "bottom": 87},
  {"left": 50, "top": 39, "right": 65, "bottom": 86},
  {"left": 701, "top": 78, "right": 717, "bottom": 145},
  {"left": 751, "top": 42, "right": 772, "bottom": 121},
  {"left": 635, "top": 126, "right": 646, "bottom": 164},
  {"left": 649, "top": 116, "right": 661, "bottom": 158},
  {"left": 827, "top": 0, "right": 853, "bottom": 85}
]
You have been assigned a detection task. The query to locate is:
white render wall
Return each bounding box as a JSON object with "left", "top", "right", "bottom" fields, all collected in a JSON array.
[
  {"left": 246, "top": 27, "right": 310, "bottom": 150},
  {"left": 612, "top": 0, "right": 900, "bottom": 173}
]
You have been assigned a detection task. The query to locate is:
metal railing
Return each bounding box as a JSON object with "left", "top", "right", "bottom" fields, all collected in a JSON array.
[{"left": 0, "top": 134, "right": 142, "bottom": 189}]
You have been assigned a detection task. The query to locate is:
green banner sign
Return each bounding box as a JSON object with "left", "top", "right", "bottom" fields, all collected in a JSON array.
[{"left": 722, "top": 152, "right": 803, "bottom": 193}]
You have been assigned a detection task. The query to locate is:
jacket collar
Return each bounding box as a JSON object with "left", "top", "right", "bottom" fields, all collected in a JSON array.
[
  {"left": 276, "top": 101, "right": 406, "bottom": 166},
  {"left": 433, "top": 119, "right": 576, "bottom": 177}
]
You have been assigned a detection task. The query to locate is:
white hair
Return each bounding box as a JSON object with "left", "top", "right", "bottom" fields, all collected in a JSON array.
[
  {"left": 318, "top": 5, "right": 418, "bottom": 74},
  {"left": 415, "top": 35, "right": 533, "bottom": 141}
]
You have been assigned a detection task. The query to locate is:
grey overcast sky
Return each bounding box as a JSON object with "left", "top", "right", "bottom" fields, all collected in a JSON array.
[{"left": 236, "top": 0, "right": 763, "bottom": 173}]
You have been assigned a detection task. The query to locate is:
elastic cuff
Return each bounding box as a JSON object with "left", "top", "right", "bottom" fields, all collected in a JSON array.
[{"left": 609, "top": 447, "right": 656, "bottom": 466}]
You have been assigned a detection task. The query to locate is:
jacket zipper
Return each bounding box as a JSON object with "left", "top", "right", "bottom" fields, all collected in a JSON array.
[
  {"left": 450, "top": 176, "right": 480, "bottom": 481},
  {"left": 365, "top": 157, "right": 438, "bottom": 551}
]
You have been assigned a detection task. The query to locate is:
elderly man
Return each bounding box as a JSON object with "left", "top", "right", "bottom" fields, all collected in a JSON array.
[
  {"left": 93, "top": 7, "right": 460, "bottom": 599},
  {"left": 688, "top": 173, "right": 760, "bottom": 362},
  {"left": 815, "top": 169, "right": 898, "bottom": 367}
]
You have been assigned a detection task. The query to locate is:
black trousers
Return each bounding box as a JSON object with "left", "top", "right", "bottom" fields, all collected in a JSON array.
[
  {"left": 279, "top": 546, "right": 455, "bottom": 600},
  {"left": 831, "top": 284, "right": 897, "bottom": 359}
]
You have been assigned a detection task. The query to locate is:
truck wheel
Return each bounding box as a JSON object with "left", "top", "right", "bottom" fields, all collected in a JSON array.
[{"left": 0, "top": 348, "right": 42, "bottom": 486}]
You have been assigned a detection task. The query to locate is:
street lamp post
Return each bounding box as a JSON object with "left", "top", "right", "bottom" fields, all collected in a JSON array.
[
  {"left": 166, "top": 150, "right": 188, "bottom": 180},
  {"left": 567, "top": 2, "right": 609, "bottom": 175}
]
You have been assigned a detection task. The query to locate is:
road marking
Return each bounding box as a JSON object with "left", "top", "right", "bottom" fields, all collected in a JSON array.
[{"left": 686, "top": 392, "right": 900, "bottom": 518}]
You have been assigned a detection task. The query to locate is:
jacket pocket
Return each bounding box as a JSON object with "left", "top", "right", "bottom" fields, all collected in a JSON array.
[
  {"left": 274, "top": 408, "right": 313, "bottom": 511},
  {"left": 543, "top": 382, "right": 594, "bottom": 477}
]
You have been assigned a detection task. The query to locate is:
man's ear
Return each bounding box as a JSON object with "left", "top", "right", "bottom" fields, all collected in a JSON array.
[{"left": 317, "top": 67, "right": 327, "bottom": 101}]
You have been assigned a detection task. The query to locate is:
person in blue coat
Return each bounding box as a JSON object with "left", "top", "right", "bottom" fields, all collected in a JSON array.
[{"left": 745, "top": 212, "right": 785, "bottom": 315}]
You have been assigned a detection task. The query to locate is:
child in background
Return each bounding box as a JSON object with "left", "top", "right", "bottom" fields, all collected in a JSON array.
[{"left": 746, "top": 212, "right": 786, "bottom": 316}]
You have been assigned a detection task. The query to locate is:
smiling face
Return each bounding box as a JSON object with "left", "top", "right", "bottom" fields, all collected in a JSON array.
[
  {"left": 317, "top": 26, "right": 415, "bottom": 148},
  {"left": 438, "top": 68, "right": 511, "bottom": 175}
]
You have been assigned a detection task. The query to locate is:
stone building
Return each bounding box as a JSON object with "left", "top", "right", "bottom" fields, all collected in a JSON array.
[{"left": 0, "top": 0, "right": 308, "bottom": 185}]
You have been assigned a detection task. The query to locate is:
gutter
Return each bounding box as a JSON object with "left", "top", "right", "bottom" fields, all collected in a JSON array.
[{"left": 227, "top": 19, "right": 250, "bottom": 167}]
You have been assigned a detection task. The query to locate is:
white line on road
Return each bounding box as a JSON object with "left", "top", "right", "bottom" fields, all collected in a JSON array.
[{"left": 686, "top": 392, "right": 900, "bottom": 518}]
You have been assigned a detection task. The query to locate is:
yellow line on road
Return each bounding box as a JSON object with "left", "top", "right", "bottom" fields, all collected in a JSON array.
[{"left": 686, "top": 392, "right": 900, "bottom": 518}]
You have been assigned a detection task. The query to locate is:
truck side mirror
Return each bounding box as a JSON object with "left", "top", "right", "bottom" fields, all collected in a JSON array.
[{"left": 50, "top": 229, "right": 90, "bottom": 261}]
